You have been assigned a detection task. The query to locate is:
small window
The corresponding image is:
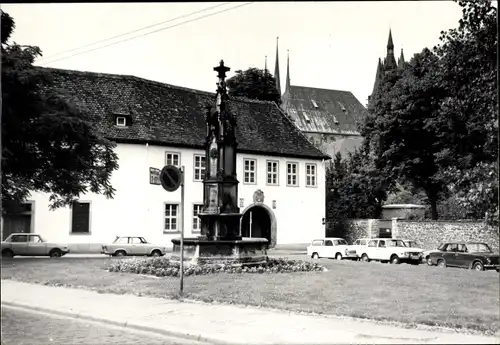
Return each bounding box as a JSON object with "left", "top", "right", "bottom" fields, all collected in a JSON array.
[
  {"left": 368, "top": 240, "right": 377, "bottom": 247},
  {"left": 311, "top": 99, "right": 319, "bottom": 108},
  {"left": 116, "top": 116, "right": 126, "bottom": 126},
  {"left": 243, "top": 159, "right": 256, "bottom": 184},
  {"left": 164, "top": 204, "right": 179, "bottom": 233},
  {"left": 303, "top": 112, "right": 311, "bottom": 123},
  {"left": 266, "top": 161, "right": 279, "bottom": 185},
  {"left": 193, "top": 155, "right": 206, "bottom": 182},
  {"left": 312, "top": 240, "right": 324, "bottom": 246},
  {"left": 306, "top": 163, "right": 317, "bottom": 187},
  {"left": 192, "top": 204, "right": 203, "bottom": 232},
  {"left": 286, "top": 162, "right": 298, "bottom": 186},
  {"left": 165, "top": 152, "right": 180, "bottom": 167},
  {"left": 325, "top": 240, "right": 333, "bottom": 246},
  {"left": 71, "top": 202, "right": 90, "bottom": 234}
]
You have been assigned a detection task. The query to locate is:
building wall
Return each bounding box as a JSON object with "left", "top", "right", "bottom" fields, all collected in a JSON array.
[{"left": 24, "top": 143, "right": 326, "bottom": 248}]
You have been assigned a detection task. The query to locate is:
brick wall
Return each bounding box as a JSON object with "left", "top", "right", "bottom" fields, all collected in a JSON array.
[{"left": 393, "top": 220, "right": 499, "bottom": 251}]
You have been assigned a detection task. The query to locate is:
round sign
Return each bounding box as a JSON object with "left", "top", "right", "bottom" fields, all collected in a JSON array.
[{"left": 160, "top": 165, "right": 182, "bottom": 192}]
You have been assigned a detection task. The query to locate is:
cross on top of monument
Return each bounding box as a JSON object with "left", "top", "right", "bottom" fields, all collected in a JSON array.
[{"left": 214, "top": 60, "right": 230, "bottom": 80}]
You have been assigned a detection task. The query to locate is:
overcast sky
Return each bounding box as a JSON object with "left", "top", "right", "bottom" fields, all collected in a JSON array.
[{"left": 3, "top": 1, "right": 465, "bottom": 104}]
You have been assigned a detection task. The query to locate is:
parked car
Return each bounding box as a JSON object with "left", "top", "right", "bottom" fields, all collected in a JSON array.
[
  {"left": 357, "top": 238, "right": 423, "bottom": 265},
  {"left": 427, "top": 242, "right": 499, "bottom": 272},
  {"left": 306, "top": 238, "right": 358, "bottom": 260},
  {"left": 346, "top": 238, "right": 371, "bottom": 260},
  {"left": 101, "top": 236, "right": 168, "bottom": 257},
  {"left": 1, "top": 233, "right": 70, "bottom": 258}
]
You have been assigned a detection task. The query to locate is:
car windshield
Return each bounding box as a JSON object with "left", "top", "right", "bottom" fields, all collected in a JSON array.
[
  {"left": 437, "top": 243, "right": 447, "bottom": 251},
  {"left": 335, "top": 239, "right": 348, "bottom": 245},
  {"left": 387, "top": 240, "right": 406, "bottom": 247},
  {"left": 466, "top": 243, "right": 492, "bottom": 253},
  {"left": 406, "top": 241, "right": 419, "bottom": 248}
]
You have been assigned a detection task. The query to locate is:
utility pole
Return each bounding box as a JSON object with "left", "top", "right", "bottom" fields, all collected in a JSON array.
[{"left": 180, "top": 166, "right": 185, "bottom": 294}]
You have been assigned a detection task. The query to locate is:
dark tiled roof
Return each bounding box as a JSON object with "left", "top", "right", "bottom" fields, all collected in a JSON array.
[
  {"left": 281, "top": 85, "right": 368, "bottom": 135},
  {"left": 40, "top": 68, "right": 329, "bottom": 160}
]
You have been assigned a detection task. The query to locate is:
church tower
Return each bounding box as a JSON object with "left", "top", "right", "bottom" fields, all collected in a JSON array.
[{"left": 274, "top": 37, "right": 281, "bottom": 96}]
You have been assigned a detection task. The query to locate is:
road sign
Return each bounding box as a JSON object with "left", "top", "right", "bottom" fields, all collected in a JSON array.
[
  {"left": 149, "top": 168, "right": 161, "bottom": 185},
  {"left": 160, "top": 165, "right": 182, "bottom": 192}
]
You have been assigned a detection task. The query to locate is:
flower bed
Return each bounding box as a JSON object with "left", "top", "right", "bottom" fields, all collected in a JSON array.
[{"left": 107, "top": 257, "right": 326, "bottom": 277}]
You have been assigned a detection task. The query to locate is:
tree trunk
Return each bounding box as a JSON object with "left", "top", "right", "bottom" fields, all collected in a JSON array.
[{"left": 429, "top": 195, "right": 439, "bottom": 220}]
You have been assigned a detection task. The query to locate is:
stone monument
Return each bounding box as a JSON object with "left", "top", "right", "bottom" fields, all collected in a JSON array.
[{"left": 171, "top": 60, "right": 268, "bottom": 265}]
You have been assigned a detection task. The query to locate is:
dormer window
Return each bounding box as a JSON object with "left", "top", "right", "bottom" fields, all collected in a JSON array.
[
  {"left": 333, "top": 115, "right": 339, "bottom": 124},
  {"left": 303, "top": 111, "right": 311, "bottom": 123},
  {"left": 311, "top": 99, "right": 319, "bottom": 108},
  {"left": 116, "top": 116, "right": 127, "bottom": 127},
  {"left": 337, "top": 101, "right": 347, "bottom": 113}
]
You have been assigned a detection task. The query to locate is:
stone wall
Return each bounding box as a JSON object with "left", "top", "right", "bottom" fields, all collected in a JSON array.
[
  {"left": 393, "top": 220, "right": 499, "bottom": 251},
  {"left": 325, "top": 219, "right": 379, "bottom": 243}
]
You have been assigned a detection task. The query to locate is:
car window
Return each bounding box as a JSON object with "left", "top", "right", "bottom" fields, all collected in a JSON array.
[
  {"left": 114, "top": 237, "right": 128, "bottom": 244},
  {"left": 312, "top": 240, "right": 323, "bottom": 246},
  {"left": 28, "top": 236, "right": 42, "bottom": 243},
  {"left": 325, "top": 240, "right": 333, "bottom": 246},
  {"left": 337, "top": 239, "right": 348, "bottom": 245},
  {"left": 360, "top": 240, "right": 366, "bottom": 245},
  {"left": 458, "top": 244, "right": 467, "bottom": 252},
  {"left": 354, "top": 240, "right": 359, "bottom": 245},
  {"left": 10, "top": 235, "right": 28, "bottom": 243},
  {"left": 378, "top": 240, "right": 386, "bottom": 248},
  {"left": 130, "top": 237, "right": 143, "bottom": 244},
  {"left": 465, "top": 243, "right": 492, "bottom": 253},
  {"left": 368, "top": 240, "right": 377, "bottom": 247},
  {"left": 447, "top": 244, "right": 459, "bottom": 252},
  {"left": 139, "top": 237, "right": 148, "bottom": 244},
  {"left": 387, "top": 240, "right": 406, "bottom": 247},
  {"left": 438, "top": 243, "right": 448, "bottom": 251}
]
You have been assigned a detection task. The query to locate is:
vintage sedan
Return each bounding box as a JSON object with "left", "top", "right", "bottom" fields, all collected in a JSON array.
[
  {"left": 357, "top": 238, "right": 423, "bottom": 264},
  {"left": 1, "top": 233, "right": 70, "bottom": 258},
  {"left": 101, "top": 236, "right": 168, "bottom": 257},
  {"left": 427, "top": 242, "right": 500, "bottom": 272},
  {"left": 306, "top": 237, "right": 358, "bottom": 260}
]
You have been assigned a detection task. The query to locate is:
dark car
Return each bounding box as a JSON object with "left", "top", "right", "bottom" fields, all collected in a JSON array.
[{"left": 428, "top": 242, "right": 499, "bottom": 272}]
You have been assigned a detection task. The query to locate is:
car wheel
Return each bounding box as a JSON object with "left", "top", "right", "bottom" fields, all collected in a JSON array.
[
  {"left": 335, "top": 253, "right": 342, "bottom": 260},
  {"left": 472, "top": 262, "right": 484, "bottom": 271},
  {"left": 115, "top": 250, "right": 126, "bottom": 257},
  {"left": 390, "top": 255, "right": 400, "bottom": 264},
  {"left": 151, "top": 250, "right": 162, "bottom": 257},
  {"left": 426, "top": 256, "right": 433, "bottom": 266},
  {"left": 312, "top": 252, "right": 319, "bottom": 259},
  {"left": 2, "top": 250, "right": 14, "bottom": 258},
  {"left": 437, "top": 259, "right": 446, "bottom": 268},
  {"left": 49, "top": 249, "right": 62, "bottom": 258},
  {"left": 361, "top": 254, "right": 370, "bottom": 262}
]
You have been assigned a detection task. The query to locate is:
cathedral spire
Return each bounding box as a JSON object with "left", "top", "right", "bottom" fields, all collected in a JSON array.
[
  {"left": 398, "top": 47, "right": 406, "bottom": 69},
  {"left": 274, "top": 37, "right": 281, "bottom": 95},
  {"left": 285, "top": 49, "right": 290, "bottom": 93},
  {"left": 387, "top": 28, "right": 394, "bottom": 49},
  {"left": 385, "top": 29, "right": 397, "bottom": 70}
]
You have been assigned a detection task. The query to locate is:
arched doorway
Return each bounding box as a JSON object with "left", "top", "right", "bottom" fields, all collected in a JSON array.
[{"left": 240, "top": 204, "right": 277, "bottom": 248}]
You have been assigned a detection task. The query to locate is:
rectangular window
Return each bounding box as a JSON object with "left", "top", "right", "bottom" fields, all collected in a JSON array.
[
  {"left": 116, "top": 116, "right": 126, "bottom": 126},
  {"left": 71, "top": 202, "right": 90, "bottom": 234},
  {"left": 193, "top": 155, "right": 206, "bottom": 182},
  {"left": 266, "top": 160, "right": 279, "bottom": 185},
  {"left": 164, "top": 204, "right": 179, "bottom": 233},
  {"left": 165, "top": 152, "right": 180, "bottom": 167},
  {"left": 192, "top": 204, "right": 203, "bottom": 232},
  {"left": 306, "top": 163, "right": 317, "bottom": 187},
  {"left": 286, "top": 162, "right": 298, "bottom": 186},
  {"left": 243, "top": 159, "right": 256, "bottom": 184}
]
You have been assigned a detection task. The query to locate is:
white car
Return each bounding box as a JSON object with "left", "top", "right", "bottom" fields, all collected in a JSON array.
[
  {"left": 346, "top": 238, "right": 371, "bottom": 259},
  {"left": 1, "top": 233, "right": 70, "bottom": 258},
  {"left": 306, "top": 237, "right": 358, "bottom": 260},
  {"left": 357, "top": 238, "right": 423, "bottom": 265},
  {"left": 101, "top": 236, "right": 168, "bottom": 257}
]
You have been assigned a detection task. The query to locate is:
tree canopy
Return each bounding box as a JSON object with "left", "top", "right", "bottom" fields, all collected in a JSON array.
[
  {"left": 1, "top": 10, "right": 119, "bottom": 210},
  {"left": 362, "top": 0, "right": 497, "bottom": 222},
  {"left": 226, "top": 67, "right": 282, "bottom": 105}
]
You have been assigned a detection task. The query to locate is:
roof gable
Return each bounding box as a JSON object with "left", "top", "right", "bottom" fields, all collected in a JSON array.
[
  {"left": 40, "top": 68, "right": 329, "bottom": 160},
  {"left": 282, "top": 85, "right": 368, "bottom": 135}
]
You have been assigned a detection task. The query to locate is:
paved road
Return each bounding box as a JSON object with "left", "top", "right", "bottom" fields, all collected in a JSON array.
[{"left": 0, "top": 306, "right": 208, "bottom": 345}]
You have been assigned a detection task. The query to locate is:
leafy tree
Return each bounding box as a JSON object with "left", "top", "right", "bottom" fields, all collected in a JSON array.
[
  {"left": 326, "top": 147, "right": 390, "bottom": 220},
  {"left": 226, "top": 67, "right": 282, "bottom": 105},
  {"left": 1, "top": 10, "right": 119, "bottom": 210},
  {"left": 365, "top": 49, "right": 447, "bottom": 219},
  {"left": 432, "top": 0, "right": 498, "bottom": 223}
]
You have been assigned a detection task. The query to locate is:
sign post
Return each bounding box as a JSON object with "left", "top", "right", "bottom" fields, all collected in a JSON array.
[{"left": 159, "top": 164, "right": 185, "bottom": 295}]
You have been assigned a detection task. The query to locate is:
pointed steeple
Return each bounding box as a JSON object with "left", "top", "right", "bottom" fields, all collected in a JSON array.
[
  {"left": 274, "top": 37, "right": 281, "bottom": 95},
  {"left": 285, "top": 49, "right": 290, "bottom": 93},
  {"left": 385, "top": 29, "right": 397, "bottom": 70},
  {"left": 397, "top": 48, "right": 405, "bottom": 69},
  {"left": 371, "top": 58, "right": 383, "bottom": 97}
]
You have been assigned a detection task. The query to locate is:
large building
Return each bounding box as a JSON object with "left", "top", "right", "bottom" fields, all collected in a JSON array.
[
  {"left": 272, "top": 39, "right": 369, "bottom": 160},
  {"left": 1, "top": 67, "right": 329, "bottom": 248}
]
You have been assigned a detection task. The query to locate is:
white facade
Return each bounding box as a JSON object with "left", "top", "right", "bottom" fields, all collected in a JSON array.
[{"left": 24, "top": 143, "right": 326, "bottom": 247}]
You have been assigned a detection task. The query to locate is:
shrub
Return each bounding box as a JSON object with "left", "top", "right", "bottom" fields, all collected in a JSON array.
[{"left": 107, "top": 257, "right": 326, "bottom": 277}]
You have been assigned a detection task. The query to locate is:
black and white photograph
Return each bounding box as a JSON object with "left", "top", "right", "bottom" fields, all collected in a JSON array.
[{"left": 1, "top": 1, "right": 498, "bottom": 344}]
